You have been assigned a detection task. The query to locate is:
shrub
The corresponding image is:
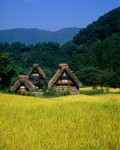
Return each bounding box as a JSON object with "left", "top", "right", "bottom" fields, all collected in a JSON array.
[
  {"left": 43, "top": 88, "right": 61, "bottom": 97},
  {"left": 80, "top": 89, "right": 104, "bottom": 95},
  {"left": 27, "top": 91, "right": 33, "bottom": 96},
  {"left": 104, "top": 86, "right": 110, "bottom": 93},
  {"left": 43, "top": 87, "right": 70, "bottom": 97},
  {"left": 60, "top": 86, "right": 70, "bottom": 96}
]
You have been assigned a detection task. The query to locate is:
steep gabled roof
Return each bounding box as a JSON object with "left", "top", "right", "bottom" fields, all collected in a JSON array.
[
  {"left": 10, "top": 75, "right": 35, "bottom": 92},
  {"left": 48, "top": 64, "right": 82, "bottom": 88},
  {"left": 28, "top": 64, "right": 46, "bottom": 79}
]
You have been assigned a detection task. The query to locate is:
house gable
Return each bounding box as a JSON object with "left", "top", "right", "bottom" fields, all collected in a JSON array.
[
  {"left": 10, "top": 75, "right": 35, "bottom": 93},
  {"left": 48, "top": 64, "right": 82, "bottom": 94},
  {"left": 16, "top": 83, "right": 29, "bottom": 93},
  {"left": 55, "top": 70, "right": 77, "bottom": 86},
  {"left": 29, "top": 67, "right": 44, "bottom": 79}
]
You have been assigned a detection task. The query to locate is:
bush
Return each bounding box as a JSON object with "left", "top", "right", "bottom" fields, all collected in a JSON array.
[
  {"left": 43, "top": 87, "right": 70, "bottom": 97},
  {"left": 104, "top": 86, "right": 110, "bottom": 93},
  {"left": 60, "top": 87, "right": 70, "bottom": 96},
  {"left": 27, "top": 91, "right": 33, "bottom": 96},
  {"left": 43, "top": 88, "right": 61, "bottom": 97},
  {"left": 80, "top": 89, "right": 104, "bottom": 95}
]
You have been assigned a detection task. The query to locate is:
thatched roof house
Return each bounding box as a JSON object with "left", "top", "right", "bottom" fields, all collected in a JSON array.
[
  {"left": 48, "top": 64, "right": 82, "bottom": 94},
  {"left": 28, "top": 64, "right": 46, "bottom": 89},
  {"left": 10, "top": 75, "right": 35, "bottom": 93},
  {"left": 28, "top": 64, "right": 46, "bottom": 80}
]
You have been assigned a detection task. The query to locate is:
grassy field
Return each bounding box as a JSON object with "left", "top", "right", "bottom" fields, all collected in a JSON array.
[{"left": 0, "top": 92, "right": 120, "bottom": 150}]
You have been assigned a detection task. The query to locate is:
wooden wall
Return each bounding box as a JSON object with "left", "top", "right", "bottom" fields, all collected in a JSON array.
[{"left": 54, "top": 85, "right": 79, "bottom": 94}]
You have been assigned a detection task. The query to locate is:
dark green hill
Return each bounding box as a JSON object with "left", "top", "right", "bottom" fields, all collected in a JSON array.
[
  {"left": 0, "top": 27, "right": 81, "bottom": 45},
  {"left": 71, "top": 7, "right": 120, "bottom": 88},
  {"left": 73, "top": 7, "right": 120, "bottom": 45}
]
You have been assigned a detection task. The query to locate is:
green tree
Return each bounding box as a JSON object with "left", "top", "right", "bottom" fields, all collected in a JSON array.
[
  {"left": 0, "top": 52, "right": 17, "bottom": 89},
  {"left": 76, "top": 67, "right": 101, "bottom": 89}
]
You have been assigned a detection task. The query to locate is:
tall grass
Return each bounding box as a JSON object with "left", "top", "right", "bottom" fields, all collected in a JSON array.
[
  {"left": 0, "top": 94, "right": 120, "bottom": 150},
  {"left": 80, "top": 87, "right": 120, "bottom": 93}
]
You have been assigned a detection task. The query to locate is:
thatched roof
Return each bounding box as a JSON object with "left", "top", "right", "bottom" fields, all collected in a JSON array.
[
  {"left": 48, "top": 64, "right": 82, "bottom": 88},
  {"left": 28, "top": 64, "right": 46, "bottom": 79},
  {"left": 10, "top": 75, "right": 35, "bottom": 92}
]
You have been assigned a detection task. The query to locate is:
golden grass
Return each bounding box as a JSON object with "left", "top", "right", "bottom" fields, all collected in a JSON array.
[
  {"left": 81, "top": 86, "right": 120, "bottom": 93},
  {"left": 0, "top": 93, "right": 120, "bottom": 150}
]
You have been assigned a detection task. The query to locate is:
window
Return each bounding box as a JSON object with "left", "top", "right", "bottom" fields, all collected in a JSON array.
[
  {"left": 62, "top": 79, "right": 68, "bottom": 83},
  {"left": 20, "top": 86, "right": 25, "bottom": 89}
]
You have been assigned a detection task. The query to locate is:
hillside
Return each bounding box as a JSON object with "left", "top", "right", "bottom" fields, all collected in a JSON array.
[
  {"left": 0, "top": 27, "right": 81, "bottom": 45},
  {"left": 71, "top": 7, "right": 120, "bottom": 88},
  {"left": 73, "top": 7, "right": 120, "bottom": 45}
]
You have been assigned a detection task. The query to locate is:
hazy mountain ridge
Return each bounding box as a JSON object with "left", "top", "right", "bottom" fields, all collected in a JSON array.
[{"left": 0, "top": 27, "right": 81, "bottom": 44}]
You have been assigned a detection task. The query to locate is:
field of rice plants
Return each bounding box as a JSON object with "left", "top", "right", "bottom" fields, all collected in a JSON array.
[
  {"left": 0, "top": 92, "right": 120, "bottom": 150},
  {"left": 80, "top": 86, "right": 120, "bottom": 93}
]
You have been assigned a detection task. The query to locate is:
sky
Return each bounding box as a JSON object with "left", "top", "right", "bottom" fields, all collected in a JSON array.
[{"left": 0, "top": 0, "right": 119, "bottom": 31}]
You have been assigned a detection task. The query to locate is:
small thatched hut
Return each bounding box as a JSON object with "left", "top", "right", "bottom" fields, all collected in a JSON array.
[
  {"left": 10, "top": 75, "right": 35, "bottom": 93},
  {"left": 48, "top": 64, "right": 82, "bottom": 94},
  {"left": 28, "top": 64, "right": 46, "bottom": 88}
]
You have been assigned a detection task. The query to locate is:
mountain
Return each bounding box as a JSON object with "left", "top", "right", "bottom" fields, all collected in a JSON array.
[
  {"left": 0, "top": 27, "right": 81, "bottom": 45},
  {"left": 71, "top": 7, "right": 120, "bottom": 87},
  {"left": 73, "top": 7, "right": 120, "bottom": 45}
]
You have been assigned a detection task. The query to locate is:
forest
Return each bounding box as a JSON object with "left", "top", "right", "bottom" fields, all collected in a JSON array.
[{"left": 0, "top": 7, "right": 120, "bottom": 91}]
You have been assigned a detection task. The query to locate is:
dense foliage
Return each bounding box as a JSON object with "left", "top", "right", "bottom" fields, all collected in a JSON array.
[
  {"left": 0, "top": 52, "right": 17, "bottom": 90},
  {"left": 0, "top": 7, "right": 120, "bottom": 90},
  {"left": 73, "top": 7, "right": 120, "bottom": 45},
  {"left": 72, "top": 7, "right": 120, "bottom": 88}
]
